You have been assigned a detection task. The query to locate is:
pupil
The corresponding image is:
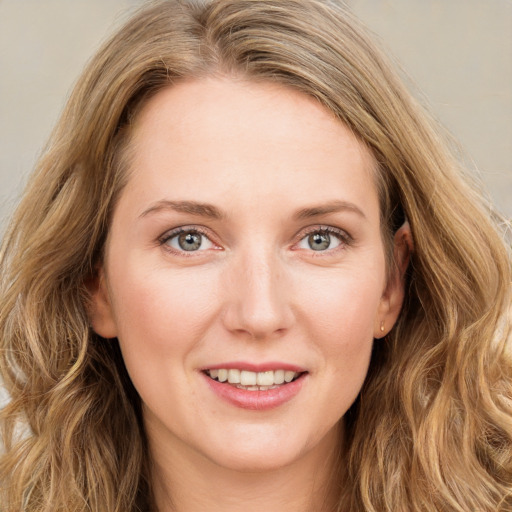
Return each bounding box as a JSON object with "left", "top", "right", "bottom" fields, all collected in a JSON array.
[
  {"left": 178, "top": 232, "right": 201, "bottom": 251},
  {"left": 309, "top": 232, "right": 330, "bottom": 251}
]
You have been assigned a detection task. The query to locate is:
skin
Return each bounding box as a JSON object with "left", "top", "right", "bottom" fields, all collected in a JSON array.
[{"left": 89, "top": 77, "right": 410, "bottom": 512}]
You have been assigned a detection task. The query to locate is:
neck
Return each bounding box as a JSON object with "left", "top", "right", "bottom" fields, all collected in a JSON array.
[{"left": 148, "top": 424, "right": 343, "bottom": 512}]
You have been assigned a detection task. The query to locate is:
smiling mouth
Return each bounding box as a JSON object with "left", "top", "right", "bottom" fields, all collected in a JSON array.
[{"left": 204, "top": 369, "right": 304, "bottom": 391}]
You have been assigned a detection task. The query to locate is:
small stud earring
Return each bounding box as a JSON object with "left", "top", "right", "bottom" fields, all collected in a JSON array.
[{"left": 380, "top": 321, "right": 385, "bottom": 333}]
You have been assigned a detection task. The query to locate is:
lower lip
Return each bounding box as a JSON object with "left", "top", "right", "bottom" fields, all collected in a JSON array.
[{"left": 202, "top": 372, "right": 307, "bottom": 411}]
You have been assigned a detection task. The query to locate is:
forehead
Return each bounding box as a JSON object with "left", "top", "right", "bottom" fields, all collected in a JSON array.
[{"left": 121, "top": 76, "right": 379, "bottom": 222}]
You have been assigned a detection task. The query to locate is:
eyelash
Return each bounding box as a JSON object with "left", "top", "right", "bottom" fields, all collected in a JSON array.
[
  {"left": 307, "top": 226, "right": 351, "bottom": 242},
  {"left": 158, "top": 225, "right": 352, "bottom": 256},
  {"left": 158, "top": 226, "right": 218, "bottom": 257},
  {"left": 294, "top": 226, "right": 352, "bottom": 256}
]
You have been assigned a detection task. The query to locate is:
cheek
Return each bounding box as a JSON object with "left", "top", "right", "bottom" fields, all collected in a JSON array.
[
  {"left": 109, "top": 260, "right": 222, "bottom": 358},
  {"left": 295, "top": 264, "right": 383, "bottom": 390},
  {"left": 107, "top": 262, "right": 225, "bottom": 414},
  {"left": 297, "top": 265, "right": 383, "bottom": 340}
]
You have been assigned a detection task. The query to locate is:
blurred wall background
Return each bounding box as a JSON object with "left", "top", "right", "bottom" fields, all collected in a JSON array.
[{"left": 1, "top": 0, "right": 511, "bottom": 235}]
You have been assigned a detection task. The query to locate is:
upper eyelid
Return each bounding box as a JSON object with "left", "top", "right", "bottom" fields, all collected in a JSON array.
[
  {"left": 158, "top": 225, "right": 214, "bottom": 243},
  {"left": 158, "top": 226, "right": 220, "bottom": 256},
  {"left": 291, "top": 226, "right": 353, "bottom": 256},
  {"left": 295, "top": 224, "right": 352, "bottom": 242}
]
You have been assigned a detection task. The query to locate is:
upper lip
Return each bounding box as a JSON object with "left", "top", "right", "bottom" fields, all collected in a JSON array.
[{"left": 200, "top": 361, "right": 307, "bottom": 373}]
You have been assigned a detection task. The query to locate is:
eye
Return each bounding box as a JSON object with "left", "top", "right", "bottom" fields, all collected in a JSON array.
[
  {"left": 161, "top": 228, "right": 216, "bottom": 253},
  {"left": 296, "top": 227, "right": 348, "bottom": 252}
]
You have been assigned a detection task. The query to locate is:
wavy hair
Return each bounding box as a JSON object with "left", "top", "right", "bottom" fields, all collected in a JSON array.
[{"left": 1, "top": 1, "right": 511, "bottom": 510}]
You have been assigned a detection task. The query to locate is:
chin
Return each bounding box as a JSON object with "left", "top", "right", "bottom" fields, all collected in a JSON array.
[
  {"left": 200, "top": 423, "right": 337, "bottom": 474},
  {"left": 206, "top": 445, "right": 303, "bottom": 474}
]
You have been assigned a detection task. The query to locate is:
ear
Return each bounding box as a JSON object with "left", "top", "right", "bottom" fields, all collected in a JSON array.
[
  {"left": 86, "top": 266, "right": 118, "bottom": 339},
  {"left": 374, "top": 221, "right": 413, "bottom": 339}
]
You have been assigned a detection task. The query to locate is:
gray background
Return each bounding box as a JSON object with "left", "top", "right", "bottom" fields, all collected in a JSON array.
[{"left": 1, "top": 0, "right": 511, "bottom": 234}]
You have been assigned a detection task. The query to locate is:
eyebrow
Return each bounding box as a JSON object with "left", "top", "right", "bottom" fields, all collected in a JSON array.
[
  {"left": 293, "top": 200, "right": 366, "bottom": 220},
  {"left": 139, "top": 198, "right": 366, "bottom": 222},
  {"left": 139, "top": 200, "right": 225, "bottom": 220}
]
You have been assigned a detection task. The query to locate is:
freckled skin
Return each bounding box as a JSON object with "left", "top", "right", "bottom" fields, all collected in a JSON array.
[{"left": 90, "top": 77, "right": 406, "bottom": 508}]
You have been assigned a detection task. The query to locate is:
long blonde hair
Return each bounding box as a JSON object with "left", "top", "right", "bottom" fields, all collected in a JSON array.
[{"left": 1, "top": 1, "right": 511, "bottom": 510}]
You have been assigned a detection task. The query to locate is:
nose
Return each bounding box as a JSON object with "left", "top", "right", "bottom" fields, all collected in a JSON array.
[{"left": 221, "top": 247, "right": 294, "bottom": 340}]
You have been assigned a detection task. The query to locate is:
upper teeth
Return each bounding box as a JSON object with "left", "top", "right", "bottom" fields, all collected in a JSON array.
[{"left": 208, "top": 369, "right": 299, "bottom": 386}]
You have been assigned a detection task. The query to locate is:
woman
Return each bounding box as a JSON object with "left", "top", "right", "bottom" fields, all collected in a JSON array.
[{"left": 1, "top": 0, "right": 510, "bottom": 510}]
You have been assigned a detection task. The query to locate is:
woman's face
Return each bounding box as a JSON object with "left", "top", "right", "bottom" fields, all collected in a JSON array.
[{"left": 90, "top": 77, "right": 406, "bottom": 472}]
